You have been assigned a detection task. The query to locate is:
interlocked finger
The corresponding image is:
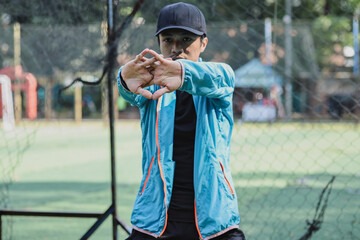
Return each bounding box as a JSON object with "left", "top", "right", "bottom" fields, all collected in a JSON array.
[
  {"left": 136, "top": 87, "right": 153, "bottom": 99},
  {"left": 134, "top": 48, "right": 150, "bottom": 64},
  {"left": 140, "top": 56, "right": 158, "bottom": 68},
  {"left": 152, "top": 87, "right": 170, "bottom": 100},
  {"left": 148, "top": 49, "right": 166, "bottom": 64}
]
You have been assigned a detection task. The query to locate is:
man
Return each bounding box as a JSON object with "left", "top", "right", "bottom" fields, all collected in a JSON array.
[{"left": 117, "top": 2, "right": 245, "bottom": 240}]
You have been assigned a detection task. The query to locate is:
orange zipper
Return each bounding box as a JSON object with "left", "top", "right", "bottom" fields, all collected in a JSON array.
[
  {"left": 155, "top": 96, "right": 168, "bottom": 236},
  {"left": 139, "top": 157, "right": 154, "bottom": 195},
  {"left": 194, "top": 200, "right": 204, "bottom": 239},
  {"left": 218, "top": 160, "right": 234, "bottom": 195}
]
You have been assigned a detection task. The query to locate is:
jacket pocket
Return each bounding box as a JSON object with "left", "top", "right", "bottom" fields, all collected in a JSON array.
[
  {"left": 139, "top": 157, "right": 155, "bottom": 195},
  {"left": 218, "top": 159, "right": 234, "bottom": 196}
]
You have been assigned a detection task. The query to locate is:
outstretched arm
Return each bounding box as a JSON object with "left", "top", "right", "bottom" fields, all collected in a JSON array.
[
  {"left": 119, "top": 49, "right": 233, "bottom": 102},
  {"left": 146, "top": 50, "right": 234, "bottom": 100},
  {"left": 177, "top": 59, "right": 235, "bottom": 99}
]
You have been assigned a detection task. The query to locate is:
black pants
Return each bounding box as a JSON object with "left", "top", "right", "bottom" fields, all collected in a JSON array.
[{"left": 125, "top": 221, "right": 246, "bottom": 240}]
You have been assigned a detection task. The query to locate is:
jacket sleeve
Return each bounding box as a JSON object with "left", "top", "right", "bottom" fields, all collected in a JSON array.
[
  {"left": 116, "top": 67, "right": 151, "bottom": 108},
  {"left": 178, "top": 59, "right": 235, "bottom": 99}
]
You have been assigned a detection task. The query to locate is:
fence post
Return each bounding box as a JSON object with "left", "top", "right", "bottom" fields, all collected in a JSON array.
[
  {"left": 74, "top": 84, "right": 82, "bottom": 123},
  {"left": 113, "top": 84, "right": 119, "bottom": 120},
  {"left": 44, "top": 78, "right": 53, "bottom": 120},
  {"left": 107, "top": 0, "right": 118, "bottom": 239},
  {"left": 102, "top": 81, "right": 109, "bottom": 124},
  {"left": 284, "top": 0, "right": 293, "bottom": 120},
  {"left": 13, "top": 23, "right": 22, "bottom": 124}
]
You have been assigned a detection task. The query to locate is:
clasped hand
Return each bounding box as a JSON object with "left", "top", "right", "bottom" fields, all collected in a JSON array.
[{"left": 121, "top": 49, "right": 182, "bottom": 100}]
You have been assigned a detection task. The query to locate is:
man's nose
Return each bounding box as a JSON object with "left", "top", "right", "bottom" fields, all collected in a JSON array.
[{"left": 171, "top": 42, "right": 184, "bottom": 54}]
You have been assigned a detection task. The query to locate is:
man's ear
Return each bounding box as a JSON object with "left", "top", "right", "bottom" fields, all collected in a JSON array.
[{"left": 200, "top": 37, "right": 208, "bottom": 53}]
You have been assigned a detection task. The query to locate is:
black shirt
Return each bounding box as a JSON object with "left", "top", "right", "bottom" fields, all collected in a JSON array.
[{"left": 168, "top": 90, "right": 197, "bottom": 223}]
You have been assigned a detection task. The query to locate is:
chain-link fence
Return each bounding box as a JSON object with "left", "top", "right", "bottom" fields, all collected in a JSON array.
[{"left": 1, "top": 0, "right": 360, "bottom": 239}]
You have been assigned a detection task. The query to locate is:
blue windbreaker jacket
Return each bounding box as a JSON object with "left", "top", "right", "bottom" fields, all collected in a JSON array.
[{"left": 117, "top": 59, "right": 240, "bottom": 240}]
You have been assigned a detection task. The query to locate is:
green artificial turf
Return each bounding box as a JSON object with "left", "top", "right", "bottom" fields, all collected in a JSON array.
[{"left": 1, "top": 121, "right": 359, "bottom": 240}]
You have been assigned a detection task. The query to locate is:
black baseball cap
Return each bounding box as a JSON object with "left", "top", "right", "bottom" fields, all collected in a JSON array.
[{"left": 155, "top": 2, "right": 206, "bottom": 36}]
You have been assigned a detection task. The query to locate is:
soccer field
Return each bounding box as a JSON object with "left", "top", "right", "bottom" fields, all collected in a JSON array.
[{"left": 1, "top": 120, "right": 359, "bottom": 240}]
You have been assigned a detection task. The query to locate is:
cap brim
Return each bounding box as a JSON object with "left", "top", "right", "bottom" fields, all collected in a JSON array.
[{"left": 155, "top": 26, "right": 205, "bottom": 36}]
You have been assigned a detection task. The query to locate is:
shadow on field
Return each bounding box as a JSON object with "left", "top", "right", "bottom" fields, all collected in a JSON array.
[
  {"left": 7, "top": 182, "right": 140, "bottom": 211},
  {"left": 233, "top": 172, "right": 360, "bottom": 239}
]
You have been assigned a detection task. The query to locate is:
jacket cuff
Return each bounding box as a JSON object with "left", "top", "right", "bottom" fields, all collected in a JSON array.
[
  {"left": 119, "top": 71, "right": 131, "bottom": 92},
  {"left": 178, "top": 61, "right": 185, "bottom": 89}
]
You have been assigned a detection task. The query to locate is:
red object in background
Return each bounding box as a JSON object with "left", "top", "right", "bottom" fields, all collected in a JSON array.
[
  {"left": 262, "top": 97, "right": 275, "bottom": 106},
  {"left": 0, "top": 66, "right": 37, "bottom": 119}
]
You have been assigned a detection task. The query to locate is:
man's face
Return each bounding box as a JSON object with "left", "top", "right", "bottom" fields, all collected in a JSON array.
[{"left": 158, "top": 29, "right": 208, "bottom": 62}]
